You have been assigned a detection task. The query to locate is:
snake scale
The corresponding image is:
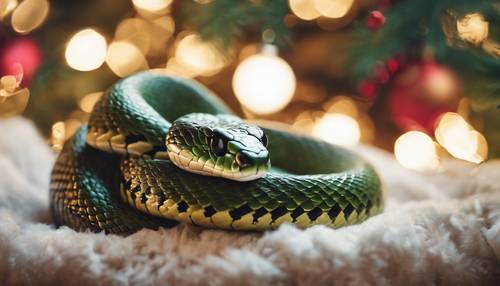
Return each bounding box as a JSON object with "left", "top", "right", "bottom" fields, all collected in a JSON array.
[{"left": 50, "top": 72, "right": 383, "bottom": 235}]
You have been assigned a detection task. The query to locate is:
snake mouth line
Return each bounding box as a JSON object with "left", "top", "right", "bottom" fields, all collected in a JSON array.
[{"left": 167, "top": 150, "right": 267, "bottom": 181}]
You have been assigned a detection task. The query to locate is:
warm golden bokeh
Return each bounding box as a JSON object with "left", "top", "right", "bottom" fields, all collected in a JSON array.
[
  {"left": 79, "top": 92, "right": 103, "bottom": 113},
  {"left": 435, "top": 112, "right": 487, "bottom": 163},
  {"left": 289, "top": 0, "right": 320, "bottom": 21},
  {"left": 233, "top": 49, "right": 296, "bottom": 115},
  {"left": 65, "top": 29, "right": 107, "bottom": 72},
  {"left": 313, "top": 113, "right": 360, "bottom": 146},
  {"left": 314, "top": 0, "right": 354, "bottom": 19},
  {"left": 132, "top": 0, "right": 172, "bottom": 13},
  {"left": 394, "top": 131, "right": 439, "bottom": 171},
  {"left": 175, "top": 34, "right": 228, "bottom": 77},
  {"left": 106, "top": 41, "right": 148, "bottom": 77},
  {"left": 457, "top": 13, "right": 488, "bottom": 45},
  {"left": 11, "top": 0, "right": 49, "bottom": 34}
]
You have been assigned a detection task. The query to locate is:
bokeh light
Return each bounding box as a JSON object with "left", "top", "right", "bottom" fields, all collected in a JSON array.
[
  {"left": 175, "top": 34, "right": 227, "bottom": 77},
  {"left": 65, "top": 29, "right": 107, "bottom": 72},
  {"left": 457, "top": 13, "right": 488, "bottom": 45},
  {"left": 0, "top": 0, "right": 18, "bottom": 19},
  {"left": 115, "top": 18, "right": 152, "bottom": 54},
  {"left": 314, "top": 0, "right": 354, "bottom": 19},
  {"left": 394, "top": 131, "right": 439, "bottom": 171},
  {"left": 0, "top": 87, "right": 29, "bottom": 117},
  {"left": 11, "top": 0, "right": 49, "bottom": 34},
  {"left": 79, "top": 92, "right": 103, "bottom": 113},
  {"left": 232, "top": 51, "right": 296, "bottom": 115},
  {"left": 132, "top": 0, "right": 172, "bottom": 13},
  {"left": 51, "top": 121, "right": 65, "bottom": 151},
  {"left": 435, "top": 112, "right": 487, "bottom": 163},
  {"left": 313, "top": 113, "right": 360, "bottom": 146},
  {"left": 0, "top": 75, "right": 18, "bottom": 95},
  {"left": 289, "top": 0, "right": 320, "bottom": 21},
  {"left": 106, "top": 41, "right": 148, "bottom": 77}
]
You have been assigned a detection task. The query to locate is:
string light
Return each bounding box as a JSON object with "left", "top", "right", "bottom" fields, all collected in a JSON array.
[
  {"left": 313, "top": 0, "right": 354, "bottom": 19},
  {"left": 11, "top": 0, "right": 49, "bottom": 34},
  {"left": 175, "top": 34, "right": 227, "bottom": 77},
  {"left": 313, "top": 113, "right": 360, "bottom": 146},
  {"left": 457, "top": 13, "right": 488, "bottom": 45},
  {"left": 106, "top": 41, "right": 148, "bottom": 77},
  {"left": 232, "top": 45, "right": 296, "bottom": 115},
  {"left": 132, "top": 0, "right": 172, "bottom": 13},
  {"left": 435, "top": 112, "right": 487, "bottom": 163},
  {"left": 65, "top": 29, "right": 107, "bottom": 72},
  {"left": 289, "top": 0, "right": 320, "bottom": 20},
  {"left": 394, "top": 131, "right": 439, "bottom": 171}
]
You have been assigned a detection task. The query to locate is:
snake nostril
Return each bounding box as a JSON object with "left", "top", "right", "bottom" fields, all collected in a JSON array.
[{"left": 235, "top": 153, "right": 252, "bottom": 168}]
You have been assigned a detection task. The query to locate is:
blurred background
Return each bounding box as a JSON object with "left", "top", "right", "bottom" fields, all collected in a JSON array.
[{"left": 0, "top": 0, "right": 499, "bottom": 172}]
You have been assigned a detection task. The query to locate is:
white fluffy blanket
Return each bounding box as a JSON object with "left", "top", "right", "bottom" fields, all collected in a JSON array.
[{"left": 0, "top": 117, "right": 499, "bottom": 286}]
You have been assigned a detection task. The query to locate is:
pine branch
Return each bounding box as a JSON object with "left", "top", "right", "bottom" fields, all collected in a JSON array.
[
  {"left": 348, "top": 0, "right": 500, "bottom": 107},
  {"left": 178, "top": 0, "right": 290, "bottom": 49}
]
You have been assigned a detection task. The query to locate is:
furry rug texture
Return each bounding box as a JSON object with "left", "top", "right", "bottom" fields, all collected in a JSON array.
[{"left": 0, "top": 117, "right": 499, "bottom": 286}]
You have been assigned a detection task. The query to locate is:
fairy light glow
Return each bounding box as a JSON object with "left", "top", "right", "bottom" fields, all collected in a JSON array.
[
  {"left": 175, "top": 34, "right": 227, "bottom": 77},
  {"left": 11, "top": 0, "right": 49, "bottom": 34},
  {"left": 289, "top": 0, "right": 320, "bottom": 21},
  {"left": 65, "top": 29, "right": 107, "bottom": 72},
  {"left": 394, "top": 131, "right": 439, "bottom": 171},
  {"left": 313, "top": 113, "right": 360, "bottom": 146},
  {"left": 106, "top": 41, "right": 148, "bottom": 78},
  {"left": 132, "top": 0, "right": 172, "bottom": 12},
  {"left": 435, "top": 112, "right": 487, "bottom": 163},
  {"left": 457, "top": 13, "right": 488, "bottom": 45},
  {"left": 314, "top": 0, "right": 354, "bottom": 19},
  {"left": 232, "top": 51, "right": 296, "bottom": 115}
]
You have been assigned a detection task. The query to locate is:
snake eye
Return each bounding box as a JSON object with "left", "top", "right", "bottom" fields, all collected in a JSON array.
[
  {"left": 261, "top": 134, "right": 268, "bottom": 147},
  {"left": 211, "top": 132, "right": 228, "bottom": 156}
]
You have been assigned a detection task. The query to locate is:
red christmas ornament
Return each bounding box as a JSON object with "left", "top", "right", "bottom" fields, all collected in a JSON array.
[
  {"left": 358, "top": 80, "right": 378, "bottom": 98},
  {"left": 366, "top": 11, "right": 386, "bottom": 31},
  {"left": 388, "top": 62, "right": 462, "bottom": 133},
  {"left": 1, "top": 38, "right": 42, "bottom": 85}
]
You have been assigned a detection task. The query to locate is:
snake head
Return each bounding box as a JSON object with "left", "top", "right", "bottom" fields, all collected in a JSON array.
[{"left": 166, "top": 113, "right": 270, "bottom": 181}]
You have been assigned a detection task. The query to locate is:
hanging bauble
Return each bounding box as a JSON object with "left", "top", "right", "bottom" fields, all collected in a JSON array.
[
  {"left": 1, "top": 38, "right": 42, "bottom": 85},
  {"left": 388, "top": 61, "right": 462, "bottom": 132}
]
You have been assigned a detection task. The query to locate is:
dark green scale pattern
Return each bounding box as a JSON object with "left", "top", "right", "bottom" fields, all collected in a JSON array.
[
  {"left": 89, "top": 74, "right": 232, "bottom": 145},
  {"left": 51, "top": 72, "right": 384, "bottom": 234},
  {"left": 120, "top": 125, "right": 383, "bottom": 227},
  {"left": 50, "top": 126, "right": 177, "bottom": 234},
  {"left": 120, "top": 159, "right": 381, "bottom": 226}
]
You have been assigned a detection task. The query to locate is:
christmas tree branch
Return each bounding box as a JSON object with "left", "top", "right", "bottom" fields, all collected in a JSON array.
[{"left": 178, "top": 0, "right": 290, "bottom": 48}]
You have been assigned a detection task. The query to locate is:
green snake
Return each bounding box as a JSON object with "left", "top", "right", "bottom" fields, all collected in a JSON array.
[{"left": 50, "top": 72, "right": 383, "bottom": 235}]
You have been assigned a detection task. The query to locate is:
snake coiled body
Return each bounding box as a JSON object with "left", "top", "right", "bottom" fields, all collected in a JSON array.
[{"left": 50, "top": 73, "right": 383, "bottom": 235}]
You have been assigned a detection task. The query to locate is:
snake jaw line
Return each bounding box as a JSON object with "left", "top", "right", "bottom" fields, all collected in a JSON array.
[{"left": 167, "top": 150, "right": 267, "bottom": 182}]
